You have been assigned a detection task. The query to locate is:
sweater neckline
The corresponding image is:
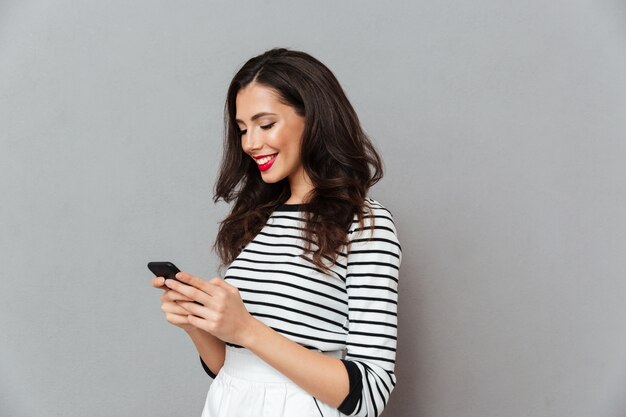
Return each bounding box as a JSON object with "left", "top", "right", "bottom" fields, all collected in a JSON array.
[{"left": 274, "top": 203, "right": 308, "bottom": 212}]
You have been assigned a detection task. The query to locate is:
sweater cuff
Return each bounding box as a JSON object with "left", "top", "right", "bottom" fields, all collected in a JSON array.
[
  {"left": 199, "top": 355, "right": 217, "bottom": 379},
  {"left": 338, "top": 359, "right": 363, "bottom": 415}
]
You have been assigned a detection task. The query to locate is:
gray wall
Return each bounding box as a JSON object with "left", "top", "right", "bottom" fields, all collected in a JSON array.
[{"left": 1, "top": 1, "right": 625, "bottom": 416}]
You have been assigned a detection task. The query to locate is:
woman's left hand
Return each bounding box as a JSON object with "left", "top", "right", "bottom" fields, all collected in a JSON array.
[{"left": 164, "top": 272, "right": 257, "bottom": 346}]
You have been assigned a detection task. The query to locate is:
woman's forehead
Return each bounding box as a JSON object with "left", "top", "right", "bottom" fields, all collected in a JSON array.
[{"left": 235, "top": 83, "right": 292, "bottom": 121}]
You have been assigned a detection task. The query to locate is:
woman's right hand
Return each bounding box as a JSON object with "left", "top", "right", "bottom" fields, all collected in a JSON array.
[{"left": 151, "top": 276, "right": 196, "bottom": 332}]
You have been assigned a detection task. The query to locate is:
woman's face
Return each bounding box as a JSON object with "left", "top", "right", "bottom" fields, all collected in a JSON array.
[{"left": 236, "top": 82, "right": 308, "bottom": 188}]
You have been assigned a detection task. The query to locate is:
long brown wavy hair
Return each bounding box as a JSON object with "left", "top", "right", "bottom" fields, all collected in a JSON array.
[{"left": 212, "top": 47, "right": 383, "bottom": 275}]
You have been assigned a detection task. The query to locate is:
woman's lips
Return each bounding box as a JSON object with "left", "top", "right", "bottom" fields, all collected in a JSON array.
[{"left": 257, "top": 153, "right": 277, "bottom": 172}]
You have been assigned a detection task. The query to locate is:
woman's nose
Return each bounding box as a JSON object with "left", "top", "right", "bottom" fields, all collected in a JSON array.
[{"left": 242, "top": 129, "right": 262, "bottom": 152}]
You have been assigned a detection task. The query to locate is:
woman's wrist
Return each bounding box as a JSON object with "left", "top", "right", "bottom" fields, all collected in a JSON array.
[
  {"left": 184, "top": 325, "right": 205, "bottom": 337},
  {"left": 240, "top": 316, "right": 267, "bottom": 350}
]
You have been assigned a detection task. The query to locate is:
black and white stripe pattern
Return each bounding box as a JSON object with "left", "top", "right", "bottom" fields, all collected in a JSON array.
[{"left": 222, "top": 197, "right": 402, "bottom": 417}]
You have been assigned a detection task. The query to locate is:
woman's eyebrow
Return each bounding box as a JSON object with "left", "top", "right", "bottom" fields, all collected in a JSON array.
[{"left": 235, "top": 112, "right": 278, "bottom": 123}]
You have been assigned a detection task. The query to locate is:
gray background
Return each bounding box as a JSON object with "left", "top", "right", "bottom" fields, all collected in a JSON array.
[{"left": 1, "top": 1, "right": 625, "bottom": 416}]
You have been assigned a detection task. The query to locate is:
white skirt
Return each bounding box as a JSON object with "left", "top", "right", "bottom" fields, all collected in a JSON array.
[{"left": 200, "top": 346, "right": 344, "bottom": 417}]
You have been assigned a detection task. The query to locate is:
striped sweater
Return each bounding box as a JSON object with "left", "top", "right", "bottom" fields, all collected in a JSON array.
[{"left": 201, "top": 197, "right": 402, "bottom": 417}]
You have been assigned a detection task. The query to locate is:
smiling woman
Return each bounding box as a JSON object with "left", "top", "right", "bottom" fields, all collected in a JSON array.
[
  {"left": 235, "top": 84, "right": 309, "bottom": 196},
  {"left": 151, "top": 48, "right": 402, "bottom": 417}
]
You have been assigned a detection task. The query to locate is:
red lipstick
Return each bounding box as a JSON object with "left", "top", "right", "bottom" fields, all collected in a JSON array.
[
  {"left": 254, "top": 153, "right": 276, "bottom": 159},
  {"left": 256, "top": 153, "right": 278, "bottom": 172}
]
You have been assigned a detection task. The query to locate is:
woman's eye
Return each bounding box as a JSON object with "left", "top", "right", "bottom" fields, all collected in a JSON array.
[
  {"left": 261, "top": 122, "right": 276, "bottom": 130},
  {"left": 239, "top": 129, "right": 247, "bottom": 136}
]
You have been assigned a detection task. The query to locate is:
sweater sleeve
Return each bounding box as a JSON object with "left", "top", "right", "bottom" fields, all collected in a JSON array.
[
  {"left": 338, "top": 202, "right": 402, "bottom": 417},
  {"left": 199, "top": 356, "right": 217, "bottom": 379}
]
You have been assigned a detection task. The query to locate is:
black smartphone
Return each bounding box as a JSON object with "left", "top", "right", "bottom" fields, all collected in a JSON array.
[
  {"left": 147, "top": 261, "right": 202, "bottom": 305},
  {"left": 147, "top": 261, "right": 181, "bottom": 281}
]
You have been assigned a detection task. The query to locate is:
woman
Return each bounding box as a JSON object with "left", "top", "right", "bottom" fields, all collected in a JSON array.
[{"left": 151, "top": 48, "right": 402, "bottom": 417}]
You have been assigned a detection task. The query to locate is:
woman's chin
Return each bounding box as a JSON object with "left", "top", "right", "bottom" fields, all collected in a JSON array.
[{"left": 259, "top": 173, "right": 283, "bottom": 184}]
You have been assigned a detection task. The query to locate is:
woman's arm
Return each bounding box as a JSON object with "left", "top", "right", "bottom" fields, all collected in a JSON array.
[
  {"left": 166, "top": 274, "right": 350, "bottom": 407},
  {"left": 244, "top": 317, "right": 350, "bottom": 407},
  {"left": 184, "top": 326, "right": 226, "bottom": 378},
  {"left": 338, "top": 206, "right": 402, "bottom": 417}
]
